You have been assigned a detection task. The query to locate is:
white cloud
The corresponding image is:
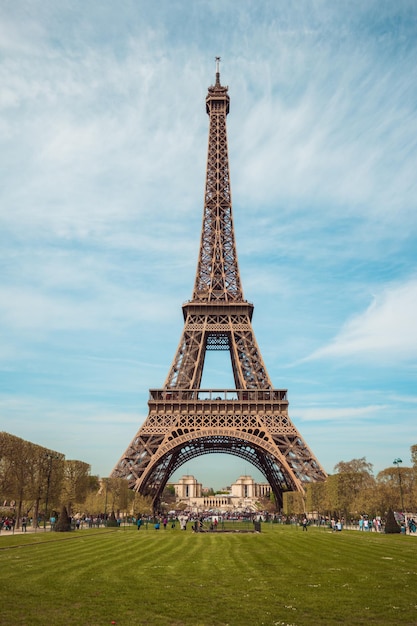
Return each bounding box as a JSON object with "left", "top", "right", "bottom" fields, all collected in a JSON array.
[
  {"left": 294, "top": 405, "right": 387, "bottom": 422},
  {"left": 233, "top": 60, "right": 417, "bottom": 226},
  {"left": 307, "top": 278, "right": 417, "bottom": 362},
  {"left": 0, "top": 281, "right": 178, "bottom": 332},
  {"left": 0, "top": 1, "right": 416, "bottom": 486}
]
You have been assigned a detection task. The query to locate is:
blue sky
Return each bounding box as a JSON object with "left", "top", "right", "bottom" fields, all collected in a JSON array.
[{"left": 1, "top": 1, "right": 416, "bottom": 490}]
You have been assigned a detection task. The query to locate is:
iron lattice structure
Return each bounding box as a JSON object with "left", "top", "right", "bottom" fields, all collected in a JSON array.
[{"left": 112, "top": 61, "right": 327, "bottom": 509}]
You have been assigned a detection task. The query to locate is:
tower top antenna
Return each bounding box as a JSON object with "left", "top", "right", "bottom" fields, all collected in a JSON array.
[{"left": 215, "top": 56, "right": 221, "bottom": 86}]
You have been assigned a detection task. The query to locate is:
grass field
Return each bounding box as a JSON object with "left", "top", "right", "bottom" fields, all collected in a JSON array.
[{"left": 1, "top": 523, "right": 416, "bottom": 625}]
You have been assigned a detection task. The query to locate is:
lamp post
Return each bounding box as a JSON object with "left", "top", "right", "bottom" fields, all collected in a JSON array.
[{"left": 393, "top": 458, "right": 404, "bottom": 512}]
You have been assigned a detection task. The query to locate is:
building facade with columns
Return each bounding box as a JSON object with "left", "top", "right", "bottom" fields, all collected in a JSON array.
[{"left": 170, "top": 475, "right": 271, "bottom": 513}]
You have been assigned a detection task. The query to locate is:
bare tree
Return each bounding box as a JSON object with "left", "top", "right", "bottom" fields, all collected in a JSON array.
[
  {"left": 61, "top": 460, "right": 91, "bottom": 517},
  {"left": 0, "top": 432, "right": 64, "bottom": 528}
]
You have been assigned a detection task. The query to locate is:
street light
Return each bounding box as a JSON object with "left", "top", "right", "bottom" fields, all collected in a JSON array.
[{"left": 393, "top": 458, "right": 404, "bottom": 512}]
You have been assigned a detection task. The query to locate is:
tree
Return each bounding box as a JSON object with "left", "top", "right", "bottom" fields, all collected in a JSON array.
[
  {"left": 0, "top": 434, "right": 33, "bottom": 526},
  {"left": 162, "top": 484, "right": 176, "bottom": 506},
  {"left": 0, "top": 432, "right": 64, "bottom": 527},
  {"left": 411, "top": 445, "right": 417, "bottom": 510},
  {"left": 100, "top": 477, "right": 134, "bottom": 517},
  {"left": 83, "top": 482, "right": 106, "bottom": 516},
  {"left": 107, "top": 510, "right": 118, "bottom": 527},
  {"left": 332, "top": 457, "right": 375, "bottom": 518},
  {"left": 33, "top": 449, "right": 65, "bottom": 527},
  {"left": 355, "top": 483, "right": 386, "bottom": 517},
  {"left": 283, "top": 491, "right": 305, "bottom": 516},
  {"left": 411, "top": 444, "right": 417, "bottom": 468},
  {"left": 133, "top": 492, "right": 153, "bottom": 516},
  {"left": 257, "top": 493, "right": 276, "bottom": 513},
  {"left": 61, "top": 460, "right": 91, "bottom": 516},
  {"left": 306, "top": 481, "right": 328, "bottom": 519},
  {"left": 334, "top": 458, "right": 374, "bottom": 475},
  {"left": 377, "top": 466, "right": 414, "bottom": 512}
]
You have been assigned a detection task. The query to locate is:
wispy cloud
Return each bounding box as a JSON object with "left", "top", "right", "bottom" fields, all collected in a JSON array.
[
  {"left": 294, "top": 405, "right": 387, "bottom": 422},
  {"left": 306, "top": 277, "right": 417, "bottom": 362},
  {"left": 1, "top": 1, "right": 416, "bottom": 482}
]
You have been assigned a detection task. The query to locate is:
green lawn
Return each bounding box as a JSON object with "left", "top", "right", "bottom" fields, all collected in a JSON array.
[{"left": 0, "top": 524, "right": 416, "bottom": 625}]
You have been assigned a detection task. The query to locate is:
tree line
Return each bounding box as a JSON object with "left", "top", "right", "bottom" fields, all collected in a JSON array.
[
  {"left": 0, "top": 432, "right": 153, "bottom": 528},
  {"left": 284, "top": 449, "right": 417, "bottom": 520},
  {"left": 1, "top": 431, "right": 416, "bottom": 525}
]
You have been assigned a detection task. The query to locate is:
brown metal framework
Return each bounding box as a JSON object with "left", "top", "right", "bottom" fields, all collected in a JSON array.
[{"left": 112, "top": 60, "right": 327, "bottom": 509}]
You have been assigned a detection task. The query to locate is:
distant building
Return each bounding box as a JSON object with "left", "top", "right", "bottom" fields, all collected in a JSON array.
[
  {"left": 173, "top": 475, "right": 202, "bottom": 500},
  {"left": 169, "top": 474, "right": 271, "bottom": 513}
]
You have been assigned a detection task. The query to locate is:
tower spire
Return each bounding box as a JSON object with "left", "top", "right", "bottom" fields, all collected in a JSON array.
[
  {"left": 215, "top": 55, "right": 221, "bottom": 86},
  {"left": 196, "top": 58, "right": 236, "bottom": 302}
]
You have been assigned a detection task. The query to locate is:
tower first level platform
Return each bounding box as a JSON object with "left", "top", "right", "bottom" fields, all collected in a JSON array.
[{"left": 116, "top": 387, "right": 325, "bottom": 509}]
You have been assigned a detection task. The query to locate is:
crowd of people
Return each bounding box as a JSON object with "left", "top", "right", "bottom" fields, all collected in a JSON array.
[
  {"left": 1, "top": 511, "right": 416, "bottom": 534},
  {"left": 0, "top": 516, "right": 15, "bottom": 531}
]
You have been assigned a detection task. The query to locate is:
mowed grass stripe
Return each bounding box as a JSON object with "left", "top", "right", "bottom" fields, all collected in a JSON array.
[
  {"left": 1, "top": 526, "right": 417, "bottom": 625},
  {"left": 257, "top": 527, "right": 417, "bottom": 624}
]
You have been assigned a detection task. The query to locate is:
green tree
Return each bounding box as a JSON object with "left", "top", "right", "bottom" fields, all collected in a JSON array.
[
  {"left": 133, "top": 492, "right": 153, "bottom": 516},
  {"left": 102, "top": 477, "right": 133, "bottom": 518},
  {"left": 306, "top": 481, "right": 328, "bottom": 519},
  {"left": 283, "top": 491, "right": 305, "bottom": 516},
  {"left": 377, "top": 466, "right": 414, "bottom": 512},
  {"left": 257, "top": 493, "right": 276, "bottom": 513},
  {"left": 61, "top": 460, "right": 91, "bottom": 517},
  {"left": 161, "top": 484, "right": 176, "bottom": 507},
  {"left": 332, "top": 457, "right": 375, "bottom": 518},
  {"left": 82, "top": 481, "right": 106, "bottom": 516}
]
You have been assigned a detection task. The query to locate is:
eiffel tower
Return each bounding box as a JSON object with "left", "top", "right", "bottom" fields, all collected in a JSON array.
[{"left": 112, "top": 59, "right": 327, "bottom": 509}]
